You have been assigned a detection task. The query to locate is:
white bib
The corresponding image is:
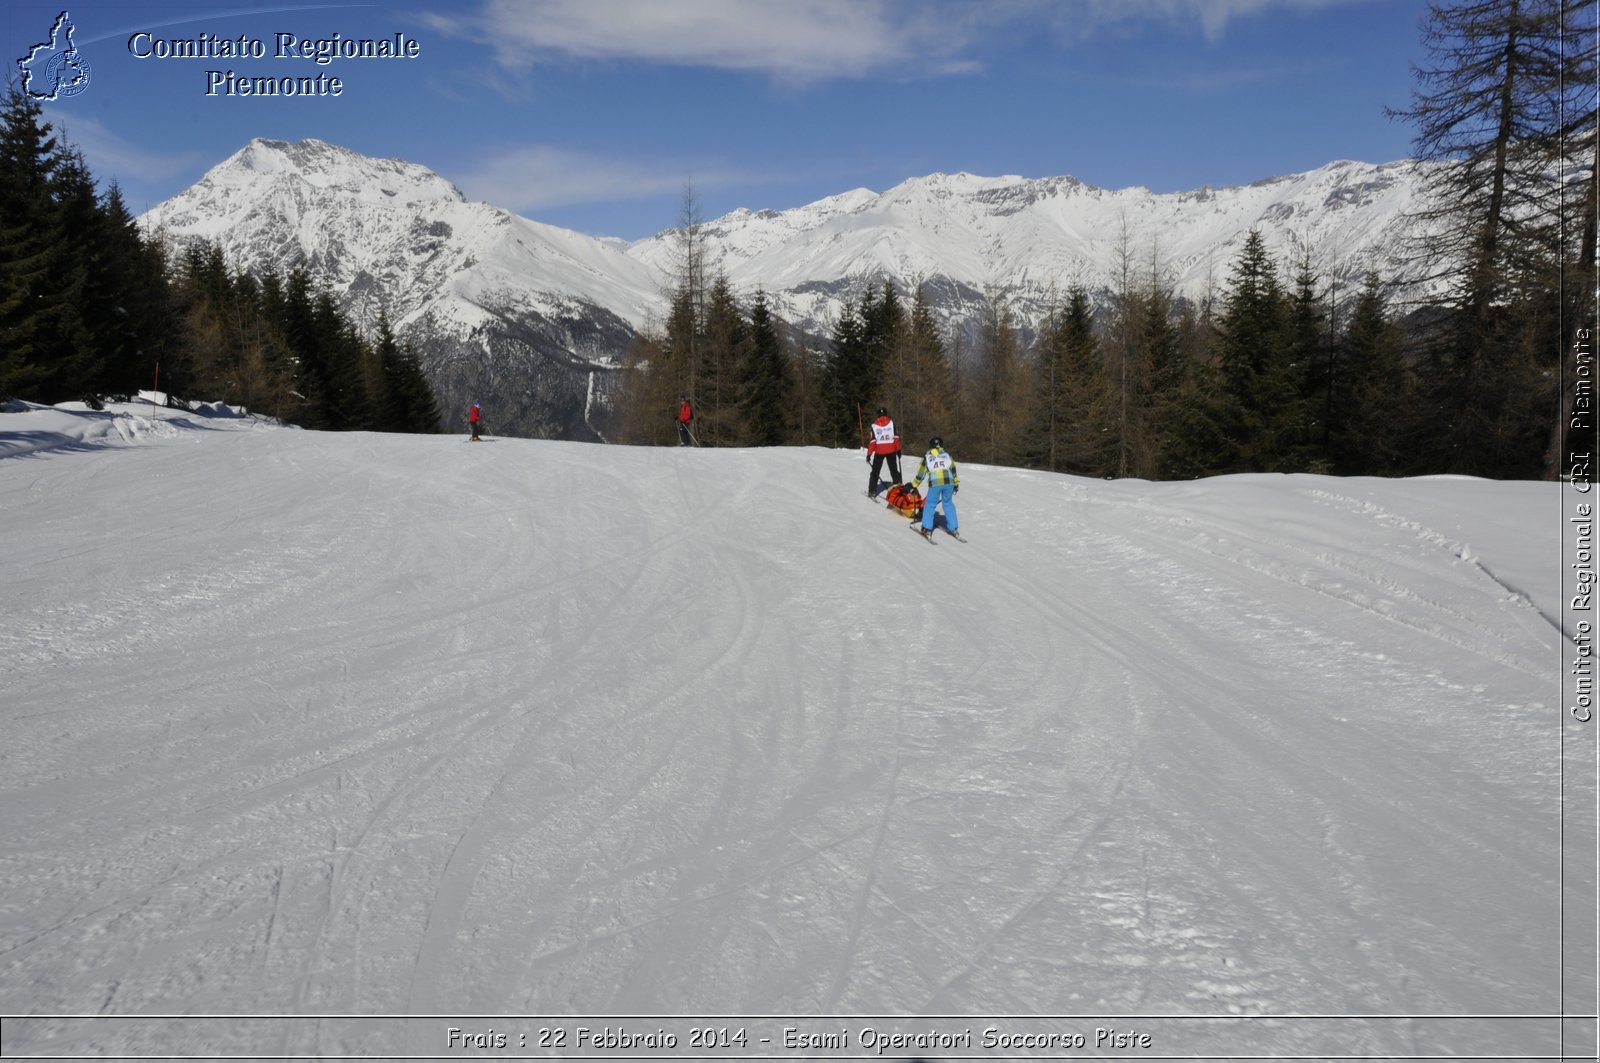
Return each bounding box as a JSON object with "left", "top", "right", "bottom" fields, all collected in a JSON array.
[{"left": 871, "top": 421, "right": 896, "bottom": 446}]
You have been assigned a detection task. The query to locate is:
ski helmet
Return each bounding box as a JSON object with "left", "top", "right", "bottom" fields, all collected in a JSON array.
[
  {"left": 876, "top": 406, "right": 887, "bottom": 416},
  {"left": 929, "top": 436, "right": 943, "bottom": 449}
]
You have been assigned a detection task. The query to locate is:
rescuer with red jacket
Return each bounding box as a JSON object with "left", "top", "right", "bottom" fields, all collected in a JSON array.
[{"left": 866, "top": 406, "right": 902, "bottom": 498}]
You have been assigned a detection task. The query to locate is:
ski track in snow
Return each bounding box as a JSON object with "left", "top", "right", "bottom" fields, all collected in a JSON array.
[{"left": 0, "top": 405, "right": 1581, "bottom": 1059}]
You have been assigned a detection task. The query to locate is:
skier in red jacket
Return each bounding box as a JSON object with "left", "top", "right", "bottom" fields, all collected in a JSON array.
[
  {"left": 469, "top": 401, "right": 482, "bottom": 441},
  {"left": 677, "top": 398, "right": 695, "bottom": 446},
  {"left": 865, "top": 406, "right": 902, "bottom": 498}
]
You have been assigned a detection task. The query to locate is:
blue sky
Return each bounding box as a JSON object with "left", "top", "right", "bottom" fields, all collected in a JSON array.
[{"left": 7, "top": 0, "right": 1431, "bottom": 241}]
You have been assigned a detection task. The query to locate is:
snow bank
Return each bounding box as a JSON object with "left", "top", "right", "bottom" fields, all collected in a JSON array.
[{"left": 0, "top": 396, "right": 276, "bottom": 459}]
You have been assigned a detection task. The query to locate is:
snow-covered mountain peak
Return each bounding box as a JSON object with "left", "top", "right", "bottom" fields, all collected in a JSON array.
[
  {"left": 223, "top": 137, "right": 466, "bottom": 207},
  {"left": 142, "top": 137, "right": 472, "bottom": 250},
  {"left": 142, "top": 137, "right": 658, "bottom": 322},
  {"left": 887, "top": 170, "right": 1030, "bottom": 195},
  {"left": 139, "top": 139, "right": 664, "bottom": 439},
  {"left": 625, "top": 154, "right": 1432, "bottom": 344}
]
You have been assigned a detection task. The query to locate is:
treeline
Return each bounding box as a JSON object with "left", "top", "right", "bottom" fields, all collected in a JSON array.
[
  {"left": 172, "top": 243, "right": 441, "bottom": 432},
  {"left": 0, "top": 90, "right": 441, "bottom": 432},
  {"left": 608, "top": 230, "right": 1446, "bottom": 478},
  {"left": 607, "top": 228, "right": 1570, "bottom": 479}
]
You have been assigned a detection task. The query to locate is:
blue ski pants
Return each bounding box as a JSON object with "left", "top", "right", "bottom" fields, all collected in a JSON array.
[{"left": 922, "top": 483, "right": 957, "bottom": 532}]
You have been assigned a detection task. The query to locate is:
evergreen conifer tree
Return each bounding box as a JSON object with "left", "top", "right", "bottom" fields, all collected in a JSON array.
[
  {"left": 1140, "top": 284, "right": 1197, "bottom": 479},
  {"left": 823, "top": 295, "right": 869, "bottom": 447},
  {"left": 1334, "top": 273, "right": 1415, "bottom": 475},
  {"left": 1028, "top": 286, "right": 1118, "bottom": 475},
  {"left": 861, "top": 280, "right": 905, "bottom": 385},
  {"left": 316, "top": 291, "right": 374, "bottom": 431},
  {"left": 276, "top": 266, "right": 330, "bottom": 427},
  {"left": 50, "top": 149, "right": 108, "bottom": 401},
  {"left": 0, "top": 90, "right": 81, "bottom": 402},
  {"left": 99, "top": 183, "right": 170, "bottom": 399},
  {"left": 1284, "top": 254, "right": 1327, "bottom": 470},
  {"left": 743, "top": 288, "right": 790, "bottom": 445},
  {"left": 697, "top": 271, "right": 748, "bottom": 445},
  {"left": 1215, "top": 231, "right": 1303, "bottom": 472},
  {"left": 372, "top": 312, "right": 440, "bottom": 433}
]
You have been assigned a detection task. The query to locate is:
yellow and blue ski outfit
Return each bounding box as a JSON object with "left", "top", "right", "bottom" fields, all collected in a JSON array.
[{"left": 912, "top": 438, "right": 959, "bottom": 534}]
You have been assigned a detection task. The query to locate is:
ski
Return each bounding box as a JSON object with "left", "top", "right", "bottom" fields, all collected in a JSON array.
[
  {"left": 943, "top": 529, "right": 967, "bottom": 542},
  {"left": 911, "top": 523, "right": 936, "bottom": 543}
]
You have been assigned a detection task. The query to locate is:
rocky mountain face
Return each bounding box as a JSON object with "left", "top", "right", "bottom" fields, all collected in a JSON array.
[
  {"left": 140, "top": 138, "right": 1432, "bottom": 438},
  {"left": 140, "top": 139, "right": 657, "bottom": 440}
]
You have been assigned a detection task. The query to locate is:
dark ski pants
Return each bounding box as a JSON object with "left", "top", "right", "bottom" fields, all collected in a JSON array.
[{"left": 868, "top": 452, "right": 902, "bottom": 495}]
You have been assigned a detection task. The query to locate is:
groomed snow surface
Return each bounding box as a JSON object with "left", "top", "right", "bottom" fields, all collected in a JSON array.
[{"left": 0, "top": 400, "right": 1587, "bottom": 1061}]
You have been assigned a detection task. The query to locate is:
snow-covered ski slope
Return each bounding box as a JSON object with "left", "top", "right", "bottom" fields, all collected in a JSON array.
[{"left": 0, "top": 401, "right": 1588, "bottom": 1060}]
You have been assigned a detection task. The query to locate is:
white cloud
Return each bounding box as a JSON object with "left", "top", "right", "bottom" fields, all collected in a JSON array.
[
  {"left": 420, "top": 0, "right": 1377, "bottom": 82},
  {"left": 427, "top": 0, "right": 989, "bottom": 82},
  {"left": 449, "top": 144, "right": 757, "bottom": 213}
]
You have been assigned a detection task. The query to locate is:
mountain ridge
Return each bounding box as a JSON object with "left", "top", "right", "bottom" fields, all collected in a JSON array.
[{"left": 139, "top": 138, "right": 1433, "bottom": 437}]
